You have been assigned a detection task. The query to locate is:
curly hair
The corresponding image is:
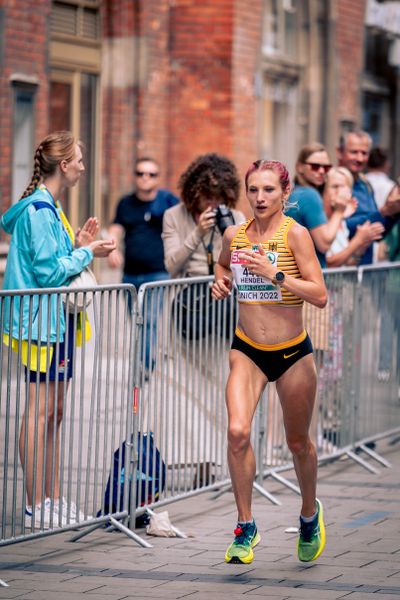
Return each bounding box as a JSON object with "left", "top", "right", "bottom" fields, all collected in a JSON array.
[{"left": 178, "top": 153, "right": 240, "bottom": 216}]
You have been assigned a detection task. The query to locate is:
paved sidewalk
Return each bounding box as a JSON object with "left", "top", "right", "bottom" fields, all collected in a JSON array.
[{"left": 1, "top": 437, "right": 399, "bottom": 600}]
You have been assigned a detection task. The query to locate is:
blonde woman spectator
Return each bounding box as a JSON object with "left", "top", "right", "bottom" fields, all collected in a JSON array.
[{"left": 323, "top": 167, "right": 384, "bottom": 267}]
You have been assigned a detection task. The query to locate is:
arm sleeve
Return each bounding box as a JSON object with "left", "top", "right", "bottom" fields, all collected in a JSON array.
[
  {"left": 113, "top": 199, "right": 125, "bottom": 226},
  {"left": 162, "top": 209, "right": 202, "bottom": 277},
  {"left": 30, "top": 210, "right": 93, "bottom": 288},
  {"left": 287, "top": 188, "right": 327, "bottom": 230},
  {"left": 346, "top": 211, "right": 396, "bottom": 237},
  {"left": 300, "top": 189, "right": 328, "bottom": 231}
]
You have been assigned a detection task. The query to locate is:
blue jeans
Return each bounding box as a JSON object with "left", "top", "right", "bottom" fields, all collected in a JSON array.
[{"left": 123, "top": 271, "right": 168, "bottom": 371}]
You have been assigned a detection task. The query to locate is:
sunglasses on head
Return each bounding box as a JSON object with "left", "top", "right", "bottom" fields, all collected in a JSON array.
[
  {"left": 135, "top": 171, "right": 159, "bottom": 178},
  {"left": 305, "top": 162, "right": 332, "bottom": 173}
]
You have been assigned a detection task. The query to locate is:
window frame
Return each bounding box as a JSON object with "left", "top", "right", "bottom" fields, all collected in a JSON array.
[{"left": 11, "top": 82, "right": 37, "bottom": 204}]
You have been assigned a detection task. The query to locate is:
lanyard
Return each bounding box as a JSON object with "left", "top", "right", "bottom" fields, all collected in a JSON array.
[
  {"left": 201, "top": 226, "right": 216, "bottom": 276},
  {"left": 38, "top": 184, "right": 75, "bottom": 245}
]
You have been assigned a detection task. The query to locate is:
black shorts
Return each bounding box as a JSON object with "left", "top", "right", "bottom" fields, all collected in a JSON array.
[
  {"left": 231, "top": 328, "right": 313, "bottom": 382},
  {"left": 25, "top": 317, "right": 75, "bottom": 383}
]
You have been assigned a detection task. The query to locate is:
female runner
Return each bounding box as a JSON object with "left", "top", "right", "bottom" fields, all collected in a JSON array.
[{"left": 212, "top": 159, "right": 327, "bottom": 564}]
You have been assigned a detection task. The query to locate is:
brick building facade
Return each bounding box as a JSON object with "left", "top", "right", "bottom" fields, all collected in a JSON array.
[{"left": 0, "top": 0, "right": 399, "bottom": 230}]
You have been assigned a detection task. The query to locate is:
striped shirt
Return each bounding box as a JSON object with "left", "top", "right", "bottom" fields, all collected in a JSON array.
[{"left": 230, "top": 216, "right": 303, "bottom": 306}]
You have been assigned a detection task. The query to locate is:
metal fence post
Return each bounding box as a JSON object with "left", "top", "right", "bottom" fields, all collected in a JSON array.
[{"left": 348, "top": 268, "right": 363, "bottom": 449}]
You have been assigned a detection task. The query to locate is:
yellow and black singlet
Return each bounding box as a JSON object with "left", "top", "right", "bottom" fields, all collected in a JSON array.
[{"left": 230, "top": 216, "right": 303, "bottom": 306}]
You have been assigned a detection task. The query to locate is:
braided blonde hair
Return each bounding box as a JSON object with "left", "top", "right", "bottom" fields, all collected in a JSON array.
[{"left": 20, "top": 131, "right": 78, "bottom": 200}]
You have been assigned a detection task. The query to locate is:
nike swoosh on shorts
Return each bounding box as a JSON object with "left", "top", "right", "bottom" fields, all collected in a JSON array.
[{"left": 283, "top": 350, "right": 300, "bottom": 359}]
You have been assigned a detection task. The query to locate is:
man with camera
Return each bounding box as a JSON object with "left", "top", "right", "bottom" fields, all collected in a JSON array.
[{"left": 162, "top": 153, "right": 245, "bottom": 278}]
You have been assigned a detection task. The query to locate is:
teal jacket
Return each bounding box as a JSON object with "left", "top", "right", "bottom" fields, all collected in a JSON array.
[{"left": 1, "top": 188, "right": 93, "bottom": 342}]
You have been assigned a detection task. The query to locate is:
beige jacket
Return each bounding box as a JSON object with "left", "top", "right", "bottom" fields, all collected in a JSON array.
[{"left": 162, "top": 203, "right": 246, "bottom": 278}]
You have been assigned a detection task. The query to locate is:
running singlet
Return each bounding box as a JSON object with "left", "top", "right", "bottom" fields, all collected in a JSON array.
[{"left": 230, "top": 217, "right": 303, "bottom": 306}]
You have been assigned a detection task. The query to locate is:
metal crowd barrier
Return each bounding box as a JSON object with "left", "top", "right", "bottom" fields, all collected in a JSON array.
[
  {"left": 134, "top": 264, "right": 400, "bottom": 519},
  {"left": 134, "top": 276, "right": 235, "bottom": 519},
  {"left": 1, "top": 264, "right": 399, "bottom": 547},
  {"left": 0, "top": 283, "right": 145, "bottom": 547}
]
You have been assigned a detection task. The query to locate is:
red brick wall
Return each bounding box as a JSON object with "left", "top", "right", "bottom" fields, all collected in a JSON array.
[
  {"left": 101, "top": 0, "right": 137, "bottom": 216},
  {"left": 103, "top": 0, "right": 263, "bottom": 213},
  {"left": 0, "top": 0, "right": 50, "bottom": 217},
  {"left": 335, "top": 0, "right": 367, "bottom": 128},
  {"left": 166, "top": 0, "right": 235, "bottom": 193},
  {"left": 232, "top": 0, "right": 263, "bottom": 214},
  {"left": 134, "top": 0, "right": 171, "bottom": 184}
]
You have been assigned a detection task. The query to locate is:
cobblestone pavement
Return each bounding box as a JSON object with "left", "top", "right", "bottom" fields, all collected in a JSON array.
[{"left": 1, "top": 438, "right": 399, "bottom": 600}]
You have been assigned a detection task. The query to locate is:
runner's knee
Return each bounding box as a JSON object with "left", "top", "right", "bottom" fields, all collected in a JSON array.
[
  {"left": 228, "top": 423, "right": 251, "bottom": 454},
  {"left": 286, "top": 434, "right": 314, "bottom": 458}
]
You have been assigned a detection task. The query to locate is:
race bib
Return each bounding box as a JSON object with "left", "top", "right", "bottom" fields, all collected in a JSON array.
[{"left": 230, "top": 247, "right": 282, "bottom": 303}]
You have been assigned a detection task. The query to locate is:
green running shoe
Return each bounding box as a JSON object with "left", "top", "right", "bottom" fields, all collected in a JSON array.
[
  {"left": 297, "top": 498, "right": 326, "bottom": 562},
  {"left": 225, "top": 520, "right": 261, "bottom": 564}
]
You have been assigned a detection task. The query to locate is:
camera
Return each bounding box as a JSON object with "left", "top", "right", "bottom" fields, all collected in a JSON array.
[{"left": 214, "top": 204, "right": 235, "bottom": 235}]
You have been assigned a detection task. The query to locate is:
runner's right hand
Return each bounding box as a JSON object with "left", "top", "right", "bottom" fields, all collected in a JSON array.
[{"left": 212, "top": 275, "right": 232, "bottom": 300}]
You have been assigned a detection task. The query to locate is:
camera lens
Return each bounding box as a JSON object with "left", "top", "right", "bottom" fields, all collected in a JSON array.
[{"left": 215, "top": 204, "right": 235, "bottom": 234}]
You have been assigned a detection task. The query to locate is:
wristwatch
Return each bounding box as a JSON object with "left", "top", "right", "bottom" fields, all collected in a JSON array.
[{"left": 272, "top": 271, "right": 285, "bottom": 285}]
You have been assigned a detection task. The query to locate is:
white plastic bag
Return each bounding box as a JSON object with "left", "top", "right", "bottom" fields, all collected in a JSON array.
[
  {"left": 62, "top": 267, "right": 97, "bottom": 313},
  {"left": 146, "top": 511, "right": 177, "bottom": 537}
]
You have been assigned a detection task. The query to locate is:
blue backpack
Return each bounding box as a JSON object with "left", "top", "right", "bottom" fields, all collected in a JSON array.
[{"left": 100, "top": 432, "right": 166, "bottom": 526}]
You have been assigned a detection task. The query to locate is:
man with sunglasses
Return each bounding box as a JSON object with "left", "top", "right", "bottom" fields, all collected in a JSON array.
[
  {"left": 285, "top": 142, "right": 349, "bottom": 267},
  {"left": 337, "top": 131, "right": 400, "bottom": 265},
  {"left": 108, "top": 157, "right": 179, "bottom": 372}
]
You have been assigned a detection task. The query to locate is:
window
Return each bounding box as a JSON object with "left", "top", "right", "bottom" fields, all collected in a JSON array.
[
  {"left": 263, "top": 0, "right": 298, "bottom": 59},
  {"left": 12, "top": 86, "right": 36, "bottom": 203},
  {"left": 79, "top": 73, "right": 97, "bottom": 224},
  {"left": 260, "top": 76, "right": 298, "bottom": 172},
  {"left": 363, "top": 92, "right": 391, "bottom": 148},
  {"left": 49, "top": 0, "right": 101, "bottom": 230},
  {"left": 51, "top": 0, "right": 100, "bottom": 40},
  {"left": 49, "top": 71, "right": 99, "bottom": 225}
]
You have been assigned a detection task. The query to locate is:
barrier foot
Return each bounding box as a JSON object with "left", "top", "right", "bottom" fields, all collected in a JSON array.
[
  {"left": 357, "top": 444, "right": 391, "bottom": 468},
  {"left": 253, "top": 481, "right": 281, "bottom": 505},
  {"left": 270, "top": 471, "right": 301, "bottom": 495},
  {"left": 346, "top": 450, "right": 379, "bottom": 474},
  {"left": 388, "top": 435, "right": 400, "bottom": 446},
  {"left": 69, "top": 516, "right": 153, "bottom": 548},
  {"left": 145, "top": 508, "right": 188, "bottom": 539},
  {"left": 108, "top": 516, "right": 153, "bottom": 548},
  {"left": 69, "top": 521, "right": 104, "bottom": 542}
]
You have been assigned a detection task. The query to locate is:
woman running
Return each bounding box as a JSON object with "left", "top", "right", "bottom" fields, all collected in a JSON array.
[{"left": 212, "top": 159, "right": 327, "bottom": 564}]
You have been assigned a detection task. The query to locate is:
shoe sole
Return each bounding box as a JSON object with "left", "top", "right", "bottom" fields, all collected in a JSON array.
[
  {"left": 225, "top": 531, "right": 261, "bottom": 564},
  {"left": 297, "top": 498, "right": 326, "bottom": 562}
]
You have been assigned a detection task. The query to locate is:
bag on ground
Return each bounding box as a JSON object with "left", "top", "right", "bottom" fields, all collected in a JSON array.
[{"left": 99, "top": 432, "right": 166, "bottom": 527}]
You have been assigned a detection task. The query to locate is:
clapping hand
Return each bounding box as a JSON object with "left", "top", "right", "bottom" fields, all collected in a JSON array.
[
  {"left": 330, "top": 186, "right": 352, "bottom": 213},
  {"left": 89, "top": 239, "right": 117, "bottom": 257},
  {"left": 382, "top": 182, "right": 400, "bottom": 217},
  {"left": 343, "top": 196, "right": 358, "bottom": 219},
  {"left": 75, "top": 217, "right": 100, "bottom": 247}
]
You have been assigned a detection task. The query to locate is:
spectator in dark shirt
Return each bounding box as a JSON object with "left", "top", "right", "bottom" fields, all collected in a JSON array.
[
  {"left": 337, "top": 131, "right": 400, "bottom": 265},
  {"left": 108, "top": 157, "right": 179, "bottom": 372}
]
